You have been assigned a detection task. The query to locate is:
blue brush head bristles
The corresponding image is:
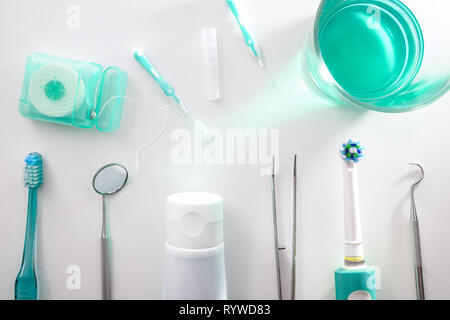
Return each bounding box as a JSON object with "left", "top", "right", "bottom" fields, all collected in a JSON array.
[
  {"left": 341, "top": 139, "right": 364, "bottom": 163},
  {"left": 24, "top": 152, "right": 43, "bottom": 188}
]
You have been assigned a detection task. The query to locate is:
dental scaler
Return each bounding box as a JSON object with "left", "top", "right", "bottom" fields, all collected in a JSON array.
[
  {"left": 409, "top": 163, "right": 425, "bottom": 300},
  {"left": 335, "top": 140, "right": 376, "bottom": 300}
]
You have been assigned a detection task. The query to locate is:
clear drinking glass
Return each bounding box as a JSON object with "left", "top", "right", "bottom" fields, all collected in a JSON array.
[{"left": 302, "top": 0, "right": 450, "bottom": 112}]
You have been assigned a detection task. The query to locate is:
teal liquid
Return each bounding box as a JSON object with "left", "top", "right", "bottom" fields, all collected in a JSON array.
[{"left": 318, "top": 1, "right": 423, "bottom": 101}]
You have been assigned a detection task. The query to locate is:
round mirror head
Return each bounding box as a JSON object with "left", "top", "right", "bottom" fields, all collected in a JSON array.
[{"left": 92, "top": 163, "right": 128, "bottom": 195}]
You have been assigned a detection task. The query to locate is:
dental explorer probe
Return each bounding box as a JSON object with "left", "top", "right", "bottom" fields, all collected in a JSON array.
[{"left": 409, "top": 163, "right": 425, "bottom": 300}]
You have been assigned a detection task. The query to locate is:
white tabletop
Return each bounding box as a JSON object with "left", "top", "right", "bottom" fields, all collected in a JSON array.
[{"left": 0, "top": 0, "right": 449, "bottom": 299}]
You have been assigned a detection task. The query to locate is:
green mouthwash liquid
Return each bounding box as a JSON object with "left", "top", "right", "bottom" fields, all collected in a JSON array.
[{"left": 318, "top": 0, "right": 423, "bottom": 101}]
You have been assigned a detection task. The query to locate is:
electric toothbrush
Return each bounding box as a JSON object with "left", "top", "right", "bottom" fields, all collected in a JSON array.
[
  {"left": 133, "top": 48, "right": 212, "bottom": 141},
  {"left": 15, "top": 153, "right": 43, "bottom": 300},
  {"left": 335, "top": 140, "right": 376, "bottom": 300}
]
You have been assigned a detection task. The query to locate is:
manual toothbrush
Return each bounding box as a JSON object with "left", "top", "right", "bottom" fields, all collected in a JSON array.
[
  {"left": 15, "top": 152, "right": 43, "bottom": 300},
  {"left": 335, "top": 140, "right": 376, "bottom": 300}
]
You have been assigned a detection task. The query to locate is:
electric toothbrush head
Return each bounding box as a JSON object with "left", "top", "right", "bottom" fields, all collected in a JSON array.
[{"left": 341, "top": 139, "right": 364, "bottom": 163}]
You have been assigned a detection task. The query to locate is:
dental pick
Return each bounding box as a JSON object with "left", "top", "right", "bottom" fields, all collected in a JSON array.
[
  {"left": 133, "top": 49, "right": 212, "bottom": 140},
  {"left": 225, "top": 0, "right": 265, "bottom": 69},
  {"left": 409, "top": 163, "right": 425, "bottom": 300}
]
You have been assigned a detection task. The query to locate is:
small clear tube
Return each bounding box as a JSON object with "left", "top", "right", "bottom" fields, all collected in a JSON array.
[{"left": 202, "top": 28, "right": 221, "bottom": 101}]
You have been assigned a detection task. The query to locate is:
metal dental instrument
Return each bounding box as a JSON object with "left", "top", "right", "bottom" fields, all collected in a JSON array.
[
  {"left": 409, "top": 163, "right": 425, "bottom": 300},
  {"left": 271, "top": 155, "right": 283, "bottom": 300},
  {"left": 92, "top": 163, "right": 129, "bottom": 300},
  {"left": 291, "top": 155, "right": 297, "bottom": 300}
]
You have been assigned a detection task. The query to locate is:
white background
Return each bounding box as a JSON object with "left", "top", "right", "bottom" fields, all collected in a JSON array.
[{"left": 0, "top": 0, "right": 449, "bottom": 300}]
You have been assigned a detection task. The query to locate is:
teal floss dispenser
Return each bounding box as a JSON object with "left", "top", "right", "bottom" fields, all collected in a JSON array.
[{"left": 19, "top": 53, "right": 128, "bottom": 132}]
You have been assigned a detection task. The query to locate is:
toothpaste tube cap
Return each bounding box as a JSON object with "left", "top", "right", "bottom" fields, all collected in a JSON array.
[{"left": 166, "top": 192, "right": 223, "bottom": 249}]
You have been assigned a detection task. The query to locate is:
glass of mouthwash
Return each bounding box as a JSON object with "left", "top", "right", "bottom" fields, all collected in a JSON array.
[{"left": 303, "top": 0, "right": 449, "bottom": 112}]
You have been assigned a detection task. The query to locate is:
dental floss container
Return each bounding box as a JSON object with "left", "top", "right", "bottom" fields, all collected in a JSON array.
[
  {"left": 163, "top": 192, "right": 227, "bottom": 300},
  {"left": 19, "top": 53, "right": 128, "bottom": 132}
]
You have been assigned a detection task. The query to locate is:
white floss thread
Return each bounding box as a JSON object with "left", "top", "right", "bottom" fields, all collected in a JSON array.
[
  {"left": 29, "top": 64, "right": 86, "bottom": 117},
  {"left": 91, "top": 95, "right": 169, "bottom": 120},
  {"left": 93, "top": 95, "right": 169, "bottom": 179},
  {"left": 92, "top": 96, "right": 138, "bottom": 120},
  {"left": 133, "top": 120, "right": 168, "bottom": 176}
]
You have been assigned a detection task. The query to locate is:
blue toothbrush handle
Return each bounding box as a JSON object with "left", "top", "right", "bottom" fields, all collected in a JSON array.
[
  {"left": 15, "top": 188, "right": 38, "bottom": 300},
  {"left": 15, "top": 275, "right": 37, "bottom": 300},
  {"left": 335, "top": 266, "right": 376, "bottom": 300}
]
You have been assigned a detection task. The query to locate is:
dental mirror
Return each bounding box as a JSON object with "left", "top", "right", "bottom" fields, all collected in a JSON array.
[
  {"left": 93, "top": 163, "right": 128, "bottom": 195},
  {"left": 92, "top": 163, "right": 128, "bottom": 300}
]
